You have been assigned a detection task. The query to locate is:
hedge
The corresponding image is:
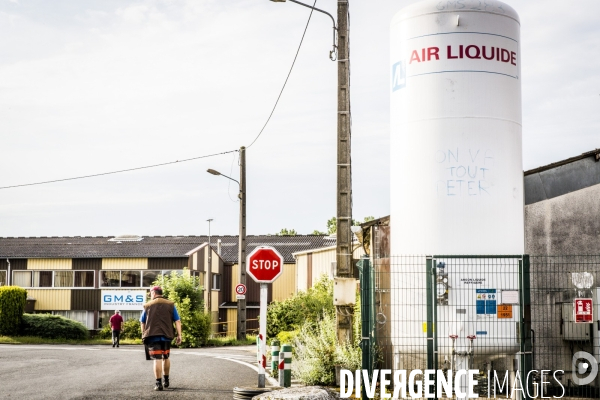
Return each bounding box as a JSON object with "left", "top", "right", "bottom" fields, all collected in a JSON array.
[
  {"left": 20, "top": 314, "right": 89, "bottom": 340},
  {"left": 0, "top": 286, "right": 27, "bottom": 335}
]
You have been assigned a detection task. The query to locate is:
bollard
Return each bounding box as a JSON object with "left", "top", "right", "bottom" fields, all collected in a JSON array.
[
  {"left": 271, "top": 339, "right": 280, "bottom": 374},
  {"left": 278, "top": 344, "right": 292, "bottom": 387},
  {"left": 256, "top": 335, "right": 261, "bottom": 366}
]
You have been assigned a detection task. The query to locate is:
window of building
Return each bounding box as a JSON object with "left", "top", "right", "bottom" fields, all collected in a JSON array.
[
  {"left": 13, "top": 271, "right": 32, "bottom": 287},
  {"left": 212, "top": 274, "right": 221, "bottom": 291},
  {"left": 99, "top": 270, "right": 185, "bottom": 288},
  {"left": 54, "top": 271, "right": 74, "bottom": 288},
  {"left": 100, "top": 271, "right": 121, "bottom": 287},
  {"left": 53, "top": 311, "right": 94, "bottom": 330},
  {"left": 142, "top": 271, "right": 160, "bottom": 287},
  {"left": 0, "top": 270, "right": 6, "bottom": 286},
  {"left": 13, "top": 270, "right": 95, "bottom": 288},
  {"left": 74, "top": 271, "right": 94, "bottom": 288},
  {"left": 121, "top": 270, "right": 141, "bottom": 287},
  {"left": 32, "top": 271, "right": 53, "bottom": 287}
]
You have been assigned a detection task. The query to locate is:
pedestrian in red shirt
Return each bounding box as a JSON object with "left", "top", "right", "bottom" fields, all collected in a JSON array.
[{"left": 109, "top": 310, "right": 124, "bottom": 348}]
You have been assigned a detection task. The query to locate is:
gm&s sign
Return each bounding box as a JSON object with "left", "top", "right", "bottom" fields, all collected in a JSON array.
[{"left": 101, "top": 290, "right": 146, "bottom": 310}]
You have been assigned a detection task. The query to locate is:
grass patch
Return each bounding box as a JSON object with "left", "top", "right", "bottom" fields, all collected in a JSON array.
[
  {"left": 0, "top": 336, "right": 142, "bottom": 345},
  {"left": 206, "top": 334, "right": 257, "bottom": 347},
  {"left": 0, "top": 335, "right": 255, "bottom": 347}
]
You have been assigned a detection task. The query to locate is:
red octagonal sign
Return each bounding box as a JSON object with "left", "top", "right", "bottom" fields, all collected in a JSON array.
[{"left": 246, "top": 246, "right": 284, "bottom": 283}]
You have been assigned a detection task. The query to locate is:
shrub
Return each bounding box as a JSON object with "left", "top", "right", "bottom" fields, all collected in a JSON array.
[
  {"left": 292, "top": 291, "right": 362, "bottom": 386},
  {"left": 292, "top": 313, "right": 338, "bottom": 385},
  {"left": 121, "top": 318, "right": 142, "bottom": 339},
  {"left": 153, "top": 270, "right": 204, "bottom": 311},
  {"left": 267, "top": 275, "right": 334, "bottom": 338},
  {"left": 98, "top": 318, "right": 142, "bottom": 340},
  {"left": 0, "top": 286, "right": 28, "bottom": 335},
  {"left": 177, "top": 298, "right": 211, "bottom": 348},
  {"left": 152, "top": 270, "right": 211, "bottom": 347},
  {"left": 276, "top": 330, "right": 299, "bottom": 346},
  {"left": 20, "top": 314, "right": 88, "bottom": 340}
]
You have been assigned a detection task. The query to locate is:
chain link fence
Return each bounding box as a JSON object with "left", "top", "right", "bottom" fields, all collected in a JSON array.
[{"left": 360, "top": 227, "right": 600, "bottom": 398}]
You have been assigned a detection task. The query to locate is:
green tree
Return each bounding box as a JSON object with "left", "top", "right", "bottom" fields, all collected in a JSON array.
[
  {"left": 153, "top": 270, "right": 211, "bottom": 347},
  {"left": 326, "top": 216, "right": 375, "bottom": 235},
  {"left": 326, "top": 217, "right": 337, "bottom": 235},
  {"left": 0, "top": 286, "right": 27, "bottom": 336},
  {"left": 277, "top": 228, "right": 297, "bottom": 236},
  {"left": 266, "top": 275, "right": 334, "bottom": 338},
  {"left": 311, "top": 230, "right": 326, "bottom": 235}
]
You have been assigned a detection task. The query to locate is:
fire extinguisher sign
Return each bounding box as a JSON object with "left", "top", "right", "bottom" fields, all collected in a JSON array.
[{"left": 574, "top": 298, "right": 593, "bottom": 323}]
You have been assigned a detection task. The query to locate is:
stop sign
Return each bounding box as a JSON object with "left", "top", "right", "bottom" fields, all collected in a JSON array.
[{"left": 246, "top": 246, "right": 284, "bottom": 283}]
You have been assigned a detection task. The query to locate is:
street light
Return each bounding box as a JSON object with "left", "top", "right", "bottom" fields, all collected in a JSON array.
[
  {"left": 271, "top": 0, "right": 354, "bottom": 344},
  {"left": 207, "top": 146, "right": 247, "bottom": 341},
  {"left": 270, "top": 0, "right": 337, "bottom": 60}
]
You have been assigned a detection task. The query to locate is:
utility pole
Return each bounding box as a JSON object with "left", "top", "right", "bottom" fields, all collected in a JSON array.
[
  {"left": 238, "top": 146, "right": 247, "bottom": 341},
  {"left": 207, "top": 218, "right": 213, "bottom": 317},
  {"left": 336, "top": 0, "right": 353, "bottom": 344}
]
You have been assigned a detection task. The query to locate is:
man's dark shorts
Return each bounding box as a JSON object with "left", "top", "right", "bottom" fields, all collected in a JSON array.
[{"left": 145, "top": 340, "right": 171, "bottom": 361}]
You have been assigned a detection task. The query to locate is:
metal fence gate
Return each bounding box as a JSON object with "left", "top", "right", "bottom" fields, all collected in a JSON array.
[{"left": 361, "top": 253, "right": 600, "bottom": 399}]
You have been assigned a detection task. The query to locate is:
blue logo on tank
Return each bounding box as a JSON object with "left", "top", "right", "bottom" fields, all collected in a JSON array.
[{"left": 392, "top": 61, "right": 406, "bottom": 91}]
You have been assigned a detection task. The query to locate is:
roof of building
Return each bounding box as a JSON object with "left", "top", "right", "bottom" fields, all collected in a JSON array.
[
  {"left": 0, "top": 235, "right": 336, "bottom": 264},
  {"left": 524, "top": 149, "right": 600, "bottom": 205}
]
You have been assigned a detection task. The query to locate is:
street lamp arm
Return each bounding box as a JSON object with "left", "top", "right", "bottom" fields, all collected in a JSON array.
[
  {"left": 207, "top": 169, "right": 240, "bottom": 186},
  {"left": 288, "top": 0, "right": 336, "bottom": 30},
  {"left": 282, "top": 0, "right": 338, "bottom": 60}
]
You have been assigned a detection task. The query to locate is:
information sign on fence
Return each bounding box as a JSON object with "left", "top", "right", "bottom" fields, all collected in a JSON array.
[
  {"left": 574, "top": 298, "right": 593, "bottom": 323},
  {"left": 497, "top": 304, "right": 513, "bottom": 319}
]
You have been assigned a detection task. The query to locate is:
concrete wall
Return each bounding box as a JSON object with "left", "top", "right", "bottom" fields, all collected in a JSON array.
[{"left": 525, "top": 183, "right": 600, "bottom": 255}]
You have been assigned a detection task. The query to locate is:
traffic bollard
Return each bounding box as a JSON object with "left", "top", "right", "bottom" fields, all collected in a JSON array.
[
  {"left": 278, "top": 344, "right": 292, "bottom": 387},
  {"left": 271, "top": 339, "right": 280, "bottom": 375}
]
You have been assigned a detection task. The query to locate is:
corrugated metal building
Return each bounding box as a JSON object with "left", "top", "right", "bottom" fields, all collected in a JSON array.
[{"left": 0, "top": 234, "right": 335, "bottom": 333}]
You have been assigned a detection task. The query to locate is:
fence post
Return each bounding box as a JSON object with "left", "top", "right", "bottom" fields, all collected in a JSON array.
[
  {"left": 279, "top": 344, "right": 292, "bottom": 387},
  {"left": 426, "top": 257, "right": 434, "bottom": 372},
  {"left": 358, "top": 255, "right": 375, "bottom": 400},
  {"left": 271, "top": 339, "right": 280, "bottom": 375},
  {"left": 519, "top": 255, "right": 532, "bottom": 400}
]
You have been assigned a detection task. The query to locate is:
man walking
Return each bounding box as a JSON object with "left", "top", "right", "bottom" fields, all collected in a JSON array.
[
  {"left": 140, "top": 286, "right": 182, "bottom": 391},
  {"left": 109, "top": 310, "right": 123, "bottom": 348}
]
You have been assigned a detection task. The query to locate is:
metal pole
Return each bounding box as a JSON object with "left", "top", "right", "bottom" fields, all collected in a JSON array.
[
  {"left": 207, "top": 219, "right": 213, "bottom": 317},
  {"left": 258, "top": 283, "right": 268, "bottom": 388},
  {"left": 335, "top": 0, "right": 353, "bottom": 345},
  {"left": 238, "top": 146, "right": 247, "bottom": 341},
  {"left": 6, "top": 258, "right": 10, "bottom": 286}
]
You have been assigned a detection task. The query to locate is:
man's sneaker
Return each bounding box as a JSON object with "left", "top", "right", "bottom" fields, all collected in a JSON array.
[
  {"left": 163, "top": 377, "right": 169, "bottom": 388},
  {"left": 154, "top": 381, "right": 163, "bottom": 391}
]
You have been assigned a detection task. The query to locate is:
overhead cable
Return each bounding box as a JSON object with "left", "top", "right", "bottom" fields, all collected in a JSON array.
[
  {"left": 0, "top": 149, "right": 239, "bottom": 190},
  {"left": 246, "top": 0, "right": 318, "bottom": 148}
]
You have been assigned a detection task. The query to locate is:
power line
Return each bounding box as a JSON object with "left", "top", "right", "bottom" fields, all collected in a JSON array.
[
  {"left": 0, "top": 149, "right": 238, "bottom": 190},
  {"left": 246, "top": 0, "right": 318, "bottom": 149}
]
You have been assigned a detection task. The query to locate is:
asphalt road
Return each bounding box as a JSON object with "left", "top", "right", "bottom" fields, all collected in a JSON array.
[{"left": 0, "top": 344, "right": 261, "bottom": 400}]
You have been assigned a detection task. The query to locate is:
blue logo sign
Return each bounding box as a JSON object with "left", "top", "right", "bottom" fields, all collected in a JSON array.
[
  {"left": 392, "top": 61, "right": 406, "bottom": 91},
  {"left": 103, "top": 294, "right": 145, "bottom": 303}
]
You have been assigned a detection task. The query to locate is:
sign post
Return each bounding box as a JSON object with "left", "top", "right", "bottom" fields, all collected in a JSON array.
[{"left": 246, "top": 246, "right": 284, "bottom": 388}]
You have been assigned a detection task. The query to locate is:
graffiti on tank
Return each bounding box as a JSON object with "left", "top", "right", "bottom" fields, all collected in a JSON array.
[{"left": 435, "top": 148, "right": 494, "bottom": 196}]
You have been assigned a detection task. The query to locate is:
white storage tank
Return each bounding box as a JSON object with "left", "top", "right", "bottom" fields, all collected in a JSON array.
[
  {"left": 390, "top": 0, "right": 524, "bottom": 256},
  {"left": 389, "top": 0, "right": 524, "bottom": 370}
]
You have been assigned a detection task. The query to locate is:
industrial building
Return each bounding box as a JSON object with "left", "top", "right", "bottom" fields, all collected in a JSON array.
[{"left": 0, "top": 234, "right": 333, "bottom": 334}]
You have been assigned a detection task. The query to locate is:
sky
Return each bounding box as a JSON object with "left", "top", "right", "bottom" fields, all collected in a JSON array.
[{"left": 0, "top": 0, "right": 598, "bottom": 238}]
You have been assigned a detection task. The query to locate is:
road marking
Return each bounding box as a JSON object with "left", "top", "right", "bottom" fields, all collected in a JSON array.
[{"left": 215, "top": 356, "right": 279, "bottom": 387}]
